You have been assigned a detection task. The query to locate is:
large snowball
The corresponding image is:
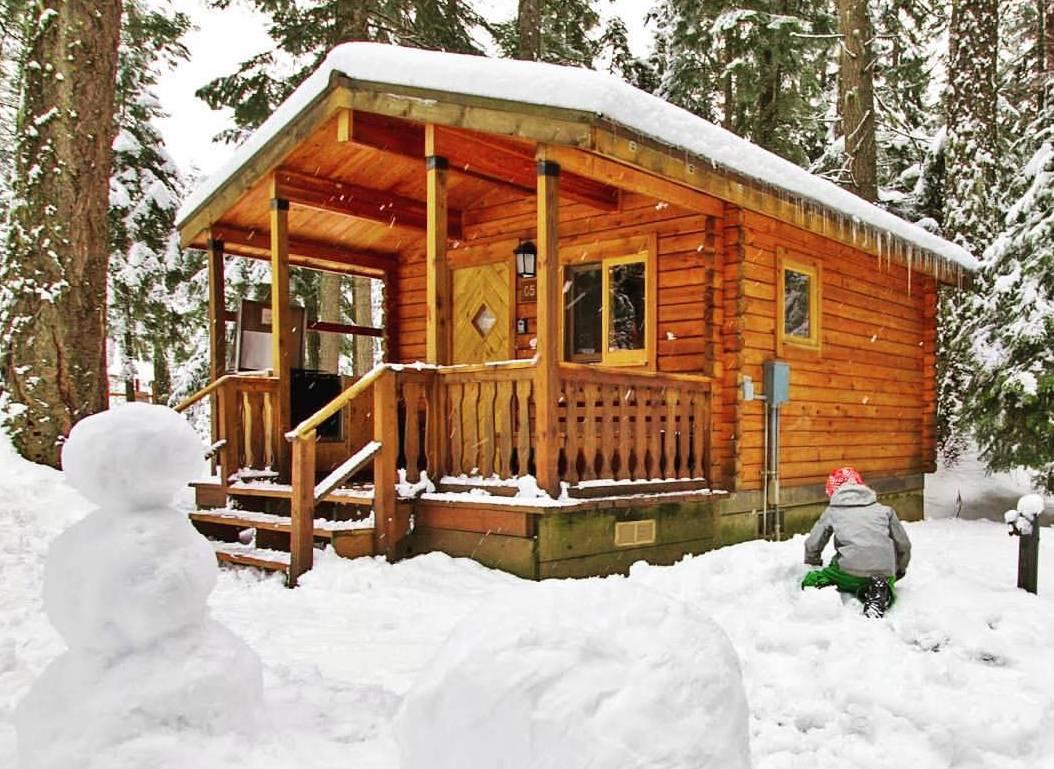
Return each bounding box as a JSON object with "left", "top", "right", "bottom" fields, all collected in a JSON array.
[
  {"left": 43, "top": 508, "right": 217, "bottom": 655},
  {"left": 62, "top": 403, "right": 203, "bottom": 512},
  {"left": 394, "top": 579, "right": 751, "bottom": 769},
  {"left": 15, "top": 620, "right": 263, "bottom": 769}
]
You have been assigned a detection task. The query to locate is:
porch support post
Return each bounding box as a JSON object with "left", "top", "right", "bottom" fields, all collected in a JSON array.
[
  {"left": 289, "top": 431, "right": 316, "bottom": 587},
  {"left": 270, "top": 188, "right": 293, "bottom": 479},
  {"left": 373, "top": 367, "right": 402, "bottom": 560},
  {"left": 425, "top": 124, "right": 451, "bottom": 365},
  {"left": 206, "top": 234, "right": 226, "bottom": 462},
  {"left": 535, "top": 151, "right": 561, "bottom": 496}
]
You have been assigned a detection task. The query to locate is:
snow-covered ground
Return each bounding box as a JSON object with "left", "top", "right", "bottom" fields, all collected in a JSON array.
[{"left": 2, "top": 437, "right": 1053, "bottom": 768}]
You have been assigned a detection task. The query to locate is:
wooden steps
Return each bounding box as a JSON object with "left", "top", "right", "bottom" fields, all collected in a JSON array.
[
  {"left": 190, "top": 508, "right": 377, "bottom": 563},
  {"left": 213, "top": 542, "right": 291, "bottom": 572},
  {"left": 226, "top": 481, "right": 374, "bottom": 506}
]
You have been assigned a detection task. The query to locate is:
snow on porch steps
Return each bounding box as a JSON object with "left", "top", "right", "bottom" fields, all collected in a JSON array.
[
  {"left": 212, "top": 542, "right": 291, "bottom": 573},
  {"left": 225, "top": 480, "right": 374, "bottom": 506},
  {"left": 191, "top": 508, "right": 377, "bottom": 565}
]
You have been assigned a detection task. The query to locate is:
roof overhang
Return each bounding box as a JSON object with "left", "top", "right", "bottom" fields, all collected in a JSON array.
[{"left": 178, "top": 48, "right": 976, "bottom": 284}]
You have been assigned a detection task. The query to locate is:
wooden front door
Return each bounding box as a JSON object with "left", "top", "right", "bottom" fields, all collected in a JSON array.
[{"left": 451, "top": 260, "right": 513, "bottom": 364}]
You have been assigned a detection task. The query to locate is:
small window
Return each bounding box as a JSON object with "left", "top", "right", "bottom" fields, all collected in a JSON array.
[
  {"left": 777, "top": 250, "right": 821, "bottom": 353},
  {"left": 565, "top": 265, "right": 602, "bottom": 362},
  {"left": 603, "top": 255, "right": 648, "bottom": 365},
  {"left": 564, "top": 252, "right": 650, "bottom": 366}
]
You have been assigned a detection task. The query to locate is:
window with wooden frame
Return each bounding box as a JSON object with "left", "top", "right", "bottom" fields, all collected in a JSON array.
[
  {"left": 776, "top": 248, "right": 821, "bottom": 354},
  {"left": 562, "top": 239, "right": 655, "bottom": 367}
]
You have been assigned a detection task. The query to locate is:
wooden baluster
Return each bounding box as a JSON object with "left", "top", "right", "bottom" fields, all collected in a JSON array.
[
  {"left": 597, "top": 384, "right": 615, "bottom": 479},
  {"left": 495, "top": 379, "right": 513, "bottom": 478},
  {"left": 515, "top": 378, "right": 532, "bottom": 476},
  {"left": 218, "top": 379, "right": 237, "bottom": 485},
  {"left": 648, "top": 387, "right": 662, "bottom": 481},
  {"left": 478, "top": 381, "right": 496, "bottom": 478},
  {"left": 262, "top": 391, "right": 275, "bottom": 469},
  {"left": 633, "top": 386, "right": 647, "bottom": 481},
  {"left": 289, "top": 431, "right": 316, "bottom": 587},
  {"left": 663, "top": 388, "right": 678, "bottom": 479},
  {"left": 425, "top": 372, "right": 445, "bottom": 479},
  {"left": 448, "top": 382, "right": 463, "bottom": 476},
  {"left": 403, "top": 381, "right": 422, "bottom": 483},
  {"left": 616, "top": 383, "right": 631, "bottom": 482},
  {"left": 564, "top": 379, "right": 580, "bottom": 484},
  {"left": 240, "top": 391, "right": 253, "bottom": 470},
  {"left": 692, "top": 389, "right": 707, "bottom": 480},
  {"left": 462, "top": 381, "right": 480, "bottom": 475},
  {"left": 581, "top": 382, "right": 599, "bottom": 481},
  {"left": 682, "top": 385, "right": 691, "bottom": 476},
  {"left": 249, "top": 391, "right": 266, "bottom": 471}
]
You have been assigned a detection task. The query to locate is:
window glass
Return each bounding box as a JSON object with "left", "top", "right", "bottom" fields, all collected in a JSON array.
[
  {"left": 608, "top": 261, "right": 646, "bottom": 352},
  {"left": 566, "top": 266, "right": 602, "bottom": 359},
  {"left": 783, "top": 269, "right": 812, "bottom": 339}
]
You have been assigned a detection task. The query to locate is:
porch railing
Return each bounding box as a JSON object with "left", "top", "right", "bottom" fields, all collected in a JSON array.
[
  {"left": 178, "top": 360, "right": 711, "bottom": 586},
  {"left": 174, "top": 370, "right": 279, "bottom": 485}
]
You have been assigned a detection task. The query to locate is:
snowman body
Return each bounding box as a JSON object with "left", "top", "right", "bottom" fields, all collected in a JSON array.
[{"left": 15, "top": 404, "right": 263, "bottom": 769}]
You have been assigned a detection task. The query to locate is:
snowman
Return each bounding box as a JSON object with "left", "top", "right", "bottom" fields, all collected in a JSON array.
[{"left": 15, "top": 403, "right": 263, "bottom": 769}]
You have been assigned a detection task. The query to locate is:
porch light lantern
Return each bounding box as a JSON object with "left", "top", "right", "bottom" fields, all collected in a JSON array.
[{"left": 514, "top": 240, "right": 537, "bottom": 279}]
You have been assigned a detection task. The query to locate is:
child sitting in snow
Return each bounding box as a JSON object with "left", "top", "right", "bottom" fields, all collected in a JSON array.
[{"left": 801, "top": 467, "right": 912, "bottom": 618}]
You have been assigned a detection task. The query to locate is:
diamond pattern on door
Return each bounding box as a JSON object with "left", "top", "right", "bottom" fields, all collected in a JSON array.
[
  {"left": 452, "top": 261, "right": 511, "bottom": 364},
  {"left": 472, "top": 304, "right": 497, "bottom": 337}
]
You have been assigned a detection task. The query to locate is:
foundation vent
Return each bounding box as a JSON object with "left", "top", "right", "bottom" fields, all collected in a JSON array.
[{"left": 614, "top": 519, "right": 656, "bottom": 548}]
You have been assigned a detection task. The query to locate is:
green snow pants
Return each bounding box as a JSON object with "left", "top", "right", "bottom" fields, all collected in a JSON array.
[{"left": 801, "top": 562, "right": 897, "bottom": 605}]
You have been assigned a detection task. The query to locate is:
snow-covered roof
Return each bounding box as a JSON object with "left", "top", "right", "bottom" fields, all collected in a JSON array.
[{"left": 177, "top": 42, "right": 976, "bottom": 272}]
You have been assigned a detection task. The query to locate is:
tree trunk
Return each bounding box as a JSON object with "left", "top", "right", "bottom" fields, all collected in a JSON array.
[
  {"left": 0, "top": 0, "right": 122, "bottom": 467},
  {"left": 352, "top": 276, "right": 374, "bottom": 376},
  {"left": 151, "top": 340, "right": 171, "bottom": 405},
  {"left": 944, "top": 0, "right": 999, "bottom": 253},
  {"left": 837, "top": 0, "right": 878, "bottom": 201},
  {"left": 517, "top": 0, "right": 541, "bottom": 60},
  {"left": 318, "top": 272, "right": 342, "bottom": 372}
]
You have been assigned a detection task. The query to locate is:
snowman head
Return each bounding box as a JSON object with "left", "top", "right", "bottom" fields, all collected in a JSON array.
[{"left": 62, "top": 403, "right": 204, "bottom": 512}]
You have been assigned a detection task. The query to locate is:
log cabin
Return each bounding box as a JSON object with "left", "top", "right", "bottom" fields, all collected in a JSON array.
[{"left": 174, "top": 43, "right": 976, "bottom": 586}]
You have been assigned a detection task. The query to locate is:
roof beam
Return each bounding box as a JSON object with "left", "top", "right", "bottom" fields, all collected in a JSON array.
[
  {"left": 274, "top": 168, "right": 463, "bottom": 239},
  {"left": 207, "top": 223, "right": 394, "bottom": 277},
  {"left": 340, "top": 110, "right": 619, "bottom": 211}
]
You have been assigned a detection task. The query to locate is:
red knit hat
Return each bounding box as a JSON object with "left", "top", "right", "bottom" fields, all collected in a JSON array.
[{"left": 826, "top": 466, "right": 863, "bottom": 497}]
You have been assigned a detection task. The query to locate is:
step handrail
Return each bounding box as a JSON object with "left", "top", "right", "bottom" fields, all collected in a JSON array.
[
  {"left": 173, "top": 369, "right": 272, "bottom": 413},
  {"left": 285, "top": 364, "right": 388, "bottom": 442}
]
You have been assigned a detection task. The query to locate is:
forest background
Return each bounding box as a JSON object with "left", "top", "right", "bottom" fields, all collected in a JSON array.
[{"left": 0, "top": 0, "right": 1050, "bottom": 490}]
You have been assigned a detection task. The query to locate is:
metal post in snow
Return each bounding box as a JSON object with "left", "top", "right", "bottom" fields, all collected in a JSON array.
[{"left": 1005, "top": 494, "right": 1043, "bottom": 595}]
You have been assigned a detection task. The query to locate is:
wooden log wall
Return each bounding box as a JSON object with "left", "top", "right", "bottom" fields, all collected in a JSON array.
[
  {"left": 731, "top": 208, "right": 938, "bottom": 490},
  {"left": 391, "top": 191, "right": 723, "bottom": 374}
]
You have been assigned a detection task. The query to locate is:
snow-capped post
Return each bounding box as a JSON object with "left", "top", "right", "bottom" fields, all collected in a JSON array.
[{"left": 1004, "top": 493, "right": 1043, "bottom": 594}]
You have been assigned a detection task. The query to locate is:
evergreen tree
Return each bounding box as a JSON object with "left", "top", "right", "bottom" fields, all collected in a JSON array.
[
  {"left": 0, "top": 0, "right": 123, "bottom": 466},
  {"left": 495, "top": 0, "right": 601, "bottom": 66},
  {"left": 870, "top": 0, "right": 946, "bottom": 218},
  {"left": 108, "top": 0, "right": 197, "bottom": 406},
  {"left": 0, "top": 0, "right": 27, "bottom": 182},
  {"left": 198, "top": 0, "right": 483, "bottom": 143},
  {"left": 962, "top": 108, "right": 1054, "bottom": 491},
  {"left": 937, "top": 0, "right": 1000, "bottom": 466},
  {"left": 649, "top": 1, "right": 837, "bottom": 166}
]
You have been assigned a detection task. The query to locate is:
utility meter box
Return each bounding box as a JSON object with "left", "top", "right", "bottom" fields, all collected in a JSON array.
[{"left": 763, "top": 360, "right": 790, "bottom": 405}]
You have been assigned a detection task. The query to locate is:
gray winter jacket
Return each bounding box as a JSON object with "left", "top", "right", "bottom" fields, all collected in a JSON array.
[{"left": 803, "top": 484, "right": 911, "bottom": 578}]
